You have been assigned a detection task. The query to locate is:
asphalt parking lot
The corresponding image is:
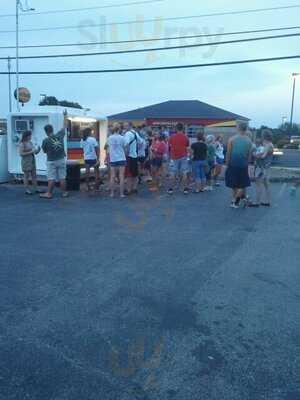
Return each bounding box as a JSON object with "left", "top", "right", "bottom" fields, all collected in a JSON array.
[
  {"left": 273, "top": 149, "right": 300, "bottom": 168},
  {"left": 0, "top": 183, "right": 299, "bottom": 400}
]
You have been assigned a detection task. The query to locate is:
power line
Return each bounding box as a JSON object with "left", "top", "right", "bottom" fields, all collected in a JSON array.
[
  {"left": 2, "top": 32, "right": 300, "bottom": 60},
  {"left": 0, "top": 0, "right": 164, "bottom": 18},
  {"left": 1, "top": 24, "right": 300, "bottom": 50},
  {"left": 1, "top": 4, "right": 300, "bottom": 34},
  {"left": 1, "top": 55, "right": 299, "bottom": 75}
]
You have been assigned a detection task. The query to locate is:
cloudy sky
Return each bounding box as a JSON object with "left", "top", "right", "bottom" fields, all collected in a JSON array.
[{"left": 0, "top": 0, "right": 299, "bottom": 127}]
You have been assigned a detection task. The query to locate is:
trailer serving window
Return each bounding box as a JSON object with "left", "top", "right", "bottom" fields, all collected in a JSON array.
[
  {"left": 0, "top": 119, "right": 7, "bottom": 135},
  {"left": 67, "top": 118, "right": 98, "bottom": 141}
]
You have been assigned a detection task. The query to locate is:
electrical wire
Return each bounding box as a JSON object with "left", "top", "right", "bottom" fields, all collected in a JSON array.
[
  {"left": 1, "top": 4, "right": 300, "bottom": 34},
  {"left": 0, "top": 0, "right": 165, "bottom": 18},
  {"left": 1, "top": 32, "right": 300, "bottom": 60},
  {"left": 1, "top": 55, "right": 299, "bottom": 74},
  {"left": 1, "top": 24, "right": 300, "bottom": 50}
]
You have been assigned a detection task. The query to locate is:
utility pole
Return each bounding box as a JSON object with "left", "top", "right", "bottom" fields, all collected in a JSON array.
[
  {"left": 7, "top": 57, "right": 12, "bottom": 113},
  {"left": 15, "top": 0, "right": 35, "bottom": 112},
  {"left": 290, "top": 73, "right": 300, "bottom": 134},
  {"left": 16, "top": 0, "right": 20, "bottom": 111}
]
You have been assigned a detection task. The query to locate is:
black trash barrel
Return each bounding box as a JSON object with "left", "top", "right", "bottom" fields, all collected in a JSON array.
[{"left": 66, "top": 164, "right": 81, "bottom": 191}]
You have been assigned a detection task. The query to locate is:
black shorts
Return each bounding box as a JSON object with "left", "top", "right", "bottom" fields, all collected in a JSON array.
[
  {"left": 225, "top": 166, "right": 251, "bottom": 189},
  {"left": 138, "top": 156, "right": 146, "bottom": 165},
  {"left": 85, "top": 159, "right": 97, "bottom": 166},
  {"left": 125, "top": 157, "right": 139, "bottom": 178}
]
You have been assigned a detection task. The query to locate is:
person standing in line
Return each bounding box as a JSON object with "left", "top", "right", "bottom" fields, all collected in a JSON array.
[
  {"left": 19, "top": 130, "right": 41, "bottom": 195},
  {"left": 151, "top": 134, "right": 168, "bottom": 189},
  {"left": 204, "top": 135, "right": 216, "bottom": 191},
  {"left": 225, "top": 121, "right": 253, "bottom": 208},
  {"left": 124, "top": 122, "right": 143, "bottom": 195},
  {"left": 106, "top": 122, "right": 127, "bottom": 198},
  {"left": 144, "top": 128, "right": 154, "bottom": 182},
  {"left": 213, "top": 135, "right": 225, "bottom": 186},
  {"left": 162, "top": 125, "right": 170, "bottom": 139},
  {"left": 190, "top": 130, "right": 207, "bottom": 193},
  {"left": 161, "top": 134, "right": 170, "bottom": 185},
  {"left": 40, "top": 120, "right": 69, "bottom": 199},
  {"left": 249, "top": 130, "right": 274, "bottom": 207},
  {"left": 81, "top": 128, "right": 100, "bottom": 193},
  {"left": 137, "top": 130, "right": 147, "bottom": 183},
  {"left": 167, "top": 123, "right": 190, "bottom": 195}
]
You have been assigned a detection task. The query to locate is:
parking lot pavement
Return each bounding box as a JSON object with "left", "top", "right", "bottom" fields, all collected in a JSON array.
[
  {"left": 273, "top": 149, "right": 300, "bottom": 169},
  {"left": 0, "top": 183, "right": 299, "bottom": 400}
]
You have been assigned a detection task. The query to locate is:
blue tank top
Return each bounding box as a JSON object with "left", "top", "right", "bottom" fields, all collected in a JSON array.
[{"left": 230, "top": 136, "right": 252, "bottom": 168}]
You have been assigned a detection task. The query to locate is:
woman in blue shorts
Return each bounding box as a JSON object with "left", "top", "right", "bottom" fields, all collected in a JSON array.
[
  {"left": 81, "top": 128, "right": 100, "bottom": 192},
  {"left": 106, "top": 123, "right": 127, "bottom": 198}
]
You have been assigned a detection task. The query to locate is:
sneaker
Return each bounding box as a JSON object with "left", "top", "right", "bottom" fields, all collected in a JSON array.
[
  {"left": 214, "top": 182, "right": 221, "bottom": 187},
  {"left": 167, "top": 188, "right": 174, "bottom": 195},
  {"left": 240, "top": 198, "right": 248, "bottom": 209},
  {"left": 230, "top": 202, "right": 239, "bottom": 209},
  {"left": 183, "top": 188, "right": 189, "bottom": 195},
  {"left": 261, "top": 203, "right": 271, "bottom": 207},
  {"left": 204, "top": 186, "right": 213, "bottom": 192}
]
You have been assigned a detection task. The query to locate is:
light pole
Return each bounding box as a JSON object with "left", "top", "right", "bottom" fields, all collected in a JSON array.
[
  {"left": 7, "top": 57, "right": 12, "bottom": 113},
  {"left": 290, "top": 73, "right": 300, "bottom": 133},
  {"left": 16, "top": 0, "right": 35, "bottom": 112}
]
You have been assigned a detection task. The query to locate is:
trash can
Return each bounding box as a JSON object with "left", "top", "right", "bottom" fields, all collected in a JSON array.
[{"left": 66, "top": 164, "right": 81, "bottom": 191}]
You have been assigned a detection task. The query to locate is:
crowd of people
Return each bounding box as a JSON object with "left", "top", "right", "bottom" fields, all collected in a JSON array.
[{"left": 19, "top": 120, "right": 276, "bottom": 208}]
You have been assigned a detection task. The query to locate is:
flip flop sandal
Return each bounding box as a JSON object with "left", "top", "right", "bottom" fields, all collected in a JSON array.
[{"left": 39, "top": 193, "right": 53, "bottom": 199}]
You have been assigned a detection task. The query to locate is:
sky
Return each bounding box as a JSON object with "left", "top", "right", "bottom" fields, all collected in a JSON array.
[{"left": 0, "top": 0, "right": 299, "bottom": 127}]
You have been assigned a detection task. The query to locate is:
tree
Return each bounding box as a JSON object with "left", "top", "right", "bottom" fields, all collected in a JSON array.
[
  {"left": 279, "top": 123, "right": 300, "bottom": 136},
  {"left": 39, "top": 96, "right": 83, "bottom": 109}
]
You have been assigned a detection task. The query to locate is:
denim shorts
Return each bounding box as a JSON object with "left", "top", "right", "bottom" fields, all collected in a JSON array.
[
  {"left": 110, "top": 161, "right": 126, "bottom": 167},
  {"left": 169, "top": 157, "right": 189, "bottom": 176},
  {"left": 47, "top": 158, "right": 66, "bottom": 181},
  {"left": 192, "top": 160, "right": 207, "bottom": 182},
  {"left": 216, "top": 157, "right": 224, "bottom": 165},
  {"left": 152, "top": 158, "right": 163, "bottom": 168}
]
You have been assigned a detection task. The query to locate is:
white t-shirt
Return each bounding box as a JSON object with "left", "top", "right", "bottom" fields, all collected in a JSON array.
[
  {"left": 81, "top": 137, "right": 98, "bottom": 160},
  {"left": 138, "top": 138, "right": 146, "bottom": 158},
  {"left": 124, "top": 130, "right": 143, "bottom": 158},
  {"left": 215, "top": 142, "right": 224, "bottom": 160},
  {"left": 107, "top": 134, "right": 126, "bottom": 162}
]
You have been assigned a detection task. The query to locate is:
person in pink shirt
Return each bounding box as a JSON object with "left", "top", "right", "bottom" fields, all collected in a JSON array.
[{"left": 151, "top": 134, "right": 168, "bottom": 189}]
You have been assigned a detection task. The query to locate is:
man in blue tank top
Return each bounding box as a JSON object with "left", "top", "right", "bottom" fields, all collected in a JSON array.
[{"left": 225, "top": 121, "right": 253, "bottom": 208}]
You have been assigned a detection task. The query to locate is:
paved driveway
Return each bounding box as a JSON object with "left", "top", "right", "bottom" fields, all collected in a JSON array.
[{"left": 0, "top": 184, "right": 299, "bottom": 400}]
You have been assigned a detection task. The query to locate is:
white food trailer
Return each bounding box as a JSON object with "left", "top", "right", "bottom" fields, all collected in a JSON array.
[
  {"left": 7, "top": 107, "right": 108, "bottom": 180},
  {"left": 0, "top": 119, "right": 9, "bottom": 183}
]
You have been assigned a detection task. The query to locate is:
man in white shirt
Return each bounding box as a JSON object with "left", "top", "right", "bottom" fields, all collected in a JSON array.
[{"left": 124, "top": 122, "right": 143, "bottom": 194}]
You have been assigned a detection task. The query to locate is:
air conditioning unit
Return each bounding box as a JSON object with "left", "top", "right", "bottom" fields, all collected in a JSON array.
[{"left": 15, "top": 119, "right": 30, "bottom": 132}]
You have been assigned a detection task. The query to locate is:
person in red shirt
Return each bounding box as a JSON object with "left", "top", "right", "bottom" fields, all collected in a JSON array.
[{"left": 168, "top": 123, "right": 190, "bottom": 195}]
